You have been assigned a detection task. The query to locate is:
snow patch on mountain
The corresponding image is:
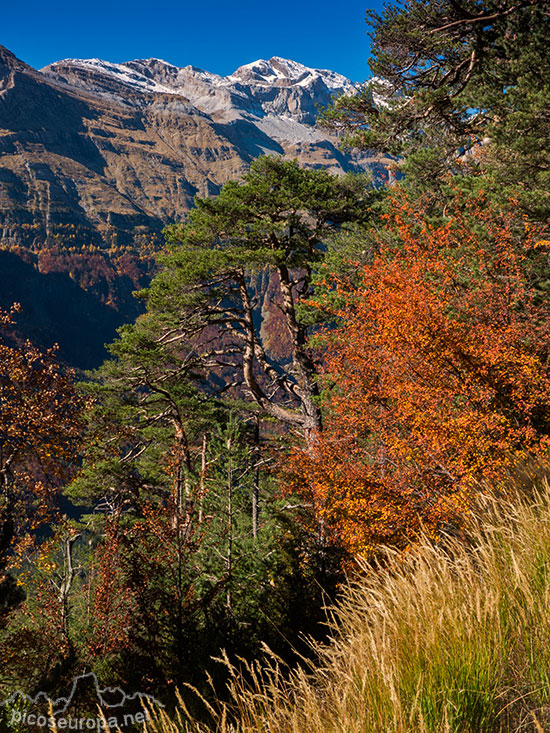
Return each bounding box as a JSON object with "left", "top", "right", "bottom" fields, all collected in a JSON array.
[
  {"left": 46, "top": 57, "right": 179, "bottom": 95},
  {"left": 44, "top": 55, "right": 354, "bottom": 97},
  {"left": 228, "top": 57, "right": 353, "bottom": 91},
  {"left": 41, "top": 55, "right": 366, "bottom": 144},
  {"left": 255, "top": 114, "right": 326, "bottom": 144}
]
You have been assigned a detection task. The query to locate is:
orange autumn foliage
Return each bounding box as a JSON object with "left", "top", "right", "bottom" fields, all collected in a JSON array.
[
  {"left": 0, "top": 305, "right": 85, "bottom": 572},
  {"left": 287, "top": 189, "right": 550, "bottom": 556}
]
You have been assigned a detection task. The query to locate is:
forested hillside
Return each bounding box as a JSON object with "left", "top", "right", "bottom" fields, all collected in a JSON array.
[{"left": 0, "top": 0, "right": 549, "bottom": 730}]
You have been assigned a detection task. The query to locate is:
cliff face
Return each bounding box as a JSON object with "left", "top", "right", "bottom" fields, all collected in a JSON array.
[{"left": 0, "top": 47, "right": 384, "bottom": 367}]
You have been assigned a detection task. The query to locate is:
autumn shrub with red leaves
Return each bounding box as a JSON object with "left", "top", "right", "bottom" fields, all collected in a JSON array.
[
  {"left": 286, "top": 188, "right": 550, "bottom": 556},
  {"left": 0, "top": 305, "right": 85, "bottom": 569}
]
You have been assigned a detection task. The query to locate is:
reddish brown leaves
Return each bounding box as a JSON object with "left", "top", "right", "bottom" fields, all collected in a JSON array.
[
  {"left": 0, "top": 306, "right": 85, "bottom": 569},
  {"left": 287, "top": 189, "right": 550, "bottom": 555}
]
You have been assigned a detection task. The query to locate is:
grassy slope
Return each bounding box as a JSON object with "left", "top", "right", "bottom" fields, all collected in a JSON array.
[{"left": 140, "top": 468, "right": 550, "bottom": 733}]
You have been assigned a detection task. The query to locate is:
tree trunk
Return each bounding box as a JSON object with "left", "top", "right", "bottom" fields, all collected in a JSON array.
[
  {"left": 59, "top": 533, "right": 81, "bottom": 655},
  {"left": 277, "top": 263, "right": 322, "bottom": 434},
  {"left": 226, "top": 436, "right": 233, "bottom": 616},
  {"left": 252, "top": 418, "right": 260, "bottom": 540}
]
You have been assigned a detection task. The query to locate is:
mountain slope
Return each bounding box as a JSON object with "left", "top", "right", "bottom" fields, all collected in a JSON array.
[{"left": 0, "top": 47, "right": 385, "bottom": 367}]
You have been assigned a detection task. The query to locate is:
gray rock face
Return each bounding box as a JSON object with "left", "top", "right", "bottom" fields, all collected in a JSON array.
[
  {"left": 0, "top": 46, "right": 389, "bottom": 367},
  {"left": 1, "top": 48, "right": 383, "bottom": 252},
  {"left": 42, "top": 55, "right": 355, "bottom": 125}
]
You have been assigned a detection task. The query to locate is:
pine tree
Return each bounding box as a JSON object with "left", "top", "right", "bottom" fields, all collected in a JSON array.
[
  {"left": 145, "top": 155, "right": 376, "bottom": 435},
  {"left": 322, "top": 0, "right": 550, "bottom": 219}
]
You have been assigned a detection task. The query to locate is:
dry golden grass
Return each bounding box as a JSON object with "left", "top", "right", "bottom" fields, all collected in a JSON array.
[{"left": 52, "top": 468, "right": 550, "bottom": 732}]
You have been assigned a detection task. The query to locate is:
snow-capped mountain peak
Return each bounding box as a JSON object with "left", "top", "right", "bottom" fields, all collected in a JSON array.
[
  {"left": 41, "top": 54, "right": 356, "bottom": 129},
  {"left": 43, "top": 55, "right": 353, "bottom": 96},
  {"left": 43, "top": 57, "right": 179, "bottom": 94},
  {"left": 228, "top": 56, "right": 353, "bottom": 91}
]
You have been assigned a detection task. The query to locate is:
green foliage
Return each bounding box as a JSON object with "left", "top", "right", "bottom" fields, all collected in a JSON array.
[
  {"left": 69, "top": 311, "right": 219, "bottom": 515},
  {"left": 164, "top": 155, "right": 373, "bottom": 262},
  {"left": 322, "top": 0, "right": 550, "bottom": 219},
  {"left": 149, "top": 154, "right": 375, "bottom": 331},
  {"left": 136, "top": 156, "right": 378, "bottom": 432}
]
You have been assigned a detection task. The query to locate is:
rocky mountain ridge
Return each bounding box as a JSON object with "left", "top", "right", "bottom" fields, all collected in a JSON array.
[
  {"left": 42, "top": 56, "right": 354, "bottom": 116},
  {"left": 0, "top": 46, "right": 386, "bottom": 367}
]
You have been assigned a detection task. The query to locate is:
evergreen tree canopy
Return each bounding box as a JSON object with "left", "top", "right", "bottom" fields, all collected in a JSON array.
[
  {"left": 143, "top": 156, "right": 376, "bottom": 433},
  {"left": 323, "top": 0, "right": 550, "bottom": 218}
]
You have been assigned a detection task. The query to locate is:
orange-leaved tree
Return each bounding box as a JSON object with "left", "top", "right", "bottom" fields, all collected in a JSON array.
[
  {"left": 287, "top": 188, "right": 550, "bottom": 556},
  {"left": 0, "top": 305, "right": 85, "bottom": 590}
]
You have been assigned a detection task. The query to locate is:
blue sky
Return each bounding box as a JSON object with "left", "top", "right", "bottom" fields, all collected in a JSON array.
[{"left": 2, "top": 0, "right": 382, "bottom": 82}]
